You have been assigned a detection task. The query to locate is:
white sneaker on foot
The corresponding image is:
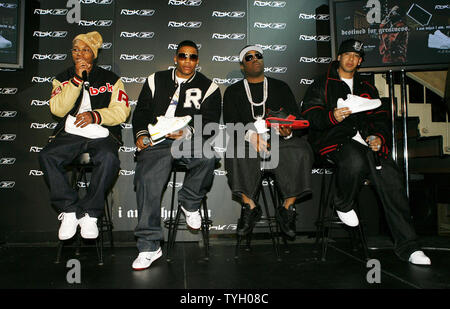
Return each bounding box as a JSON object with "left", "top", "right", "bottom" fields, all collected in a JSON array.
[
  {"left": 132, "top": 248, "right": 163, "bottom": 270},
  {"left": 181, "top": 205, "right": 202, "bottom": 230},
  {"left": 148, "top": 115, "right": 192, "bottom": 143},
  {"left": 408, "top": 250, "right": 431, "bottom": 265},
  {"left": 78, "top": 213, "right": 98, "bottom": 239},
  {"left": 336, "top": 209, "right": 359, "bottom": 227},
  {"left": 58, "top": 212, "right": 79, "bottom": 240},
  {"left": 337, "top": 94, "right": 382, "bottom": 114}
]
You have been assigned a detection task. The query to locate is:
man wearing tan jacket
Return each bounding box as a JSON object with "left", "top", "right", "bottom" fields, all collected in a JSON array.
[{"left": 39, "top": 31, "right": 130, "bottom": 241}]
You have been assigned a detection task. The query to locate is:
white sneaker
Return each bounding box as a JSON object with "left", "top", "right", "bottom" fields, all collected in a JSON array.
[
  {"left": 57, "top": 212, "right": 79, "bottom": 240},
  {"left": 148, "top": 115, "right": 192, "bottom": 142},
  {"left": 337, "top": 94, "right": 382, "bottom": 114},
  {"left": 408, "top": 250, "right": 431, "bottom": 265},
  {"left": 180, "top": 205, "right": 202, "bottom": 230},
  {"left": 428, "top": 30, "right": 450, "bottom": 49},
  {"left": 132, "top": 248, "right": 163, "bottom": 270},
  {"left": 78, "top": 213, "right": 99, "bottom": 239},
  {"left": 65, "top": 114, "right": 109, "bottom": 139},
  {"left": 336, "top": 209, "right": 359, "bottom": 227},
  {"left": 0, "top": 34, "right": 12, "bottom": 49}
]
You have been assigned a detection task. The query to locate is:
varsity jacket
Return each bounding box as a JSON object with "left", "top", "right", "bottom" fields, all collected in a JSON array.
[
  {"left": 49, "top": 65, "right": 131, "bottom": 144},
  {"left": 132, "top": 69, "right": 221, "bottom": 143},
  {"left": 301, "top": 61, "right": 390, "bottom": 158}
]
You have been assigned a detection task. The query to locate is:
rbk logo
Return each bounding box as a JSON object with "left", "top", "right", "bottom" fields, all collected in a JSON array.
[
  {"left": 120, "top": 32, "right": 155, "bottom": 39},
  {"left": 256, "top": 44, "right": 287, "bottom": 51},
  {"left": 254, "top": 22, "right": 286, "bottom": 29},
  {"left": 299, "top": 57, "right": 332, "bottom": 63},
  {"left": 212, "top": 56, "right": 239, "bottom": 62},
  {"left": 120, "top": 77, "right": 147, "bottom": 84},
  {"left": 300, "top": 79, "right": 314, "bottom": 85},
  {"left": 31, "top": 100, "right": 49, "bottom": 106},
  {"left": 30, "top": 123, "right": 58, "bottom": 129},
  {"left": 253, "top": 1, "right": 286, "bottom": 8},
  {"left": 168, "top": 21, "right": 202, "bottom": 28},
  {"left": 0, "top": 181, "right": 15, "bottom": 188},
  {"left": 30, "top": 146, "right": 43, "bottom": 152},
  {"left": 119, "top": 146, "right": 137, "bottom": 152},
  {"left": 298, "top": 13, "right": 329, "bottom": 20},
  {"left": 212, "top": 33, "right": 245, "bottom": 40},
  {"left": 119, "top": 170, "right": 135, "bottom": 176},
  {"left": 168, "top": 0, "right": 202, "bottom": 6},
  {"left": 214, "top": 169, "right": 227, "bottom": 176},
  {"left": 89, "top": 83, "right": 113, "bottom": 96},
  {"left": 212, "top": 11, "right": 245, "bottom": 18},
  {"left": 0, "top": 3, "right": 17, "bottom": 8},
  {"left": 213, "top": 78, "right": 242, "bottom": 85},
  {"left": 299, "top": 35, "right": 331, "bottom": 41},
  {"left": 34, "top": 9, "right": 68, "bottom": 15},
  {"left": 79, "top": 0, "right": 113, "bottom": 4},
  {"left": 120, "top": 123, "right": 133, "bottom": 129},
  {"left": 32, "top": 54, "right": 67, "bottom": 61},
  {"left": 0, "top": 88, "right": 18, "bottom": 94},
  {"left": 78, "top": 20, "right": 113, "bottom": 27},
  {"left": 168, "top": 43, "right": 202, "bottom": 49},
  {"left": 0, "top": 111, "right": 17, "bottom": 117},
  {"left": 0, "top": 134, "right": 16, "bottom": 141},
  {"left": 101, "top": 43, "right": 112, "bottom": 49},
  {"left": 120, "top": 54, "right": 155, "bottom": 61},
  {"left": 33, "top": 31, "right": 68, "bottom": 38},
  {"left": 32, "top": 77, "right": 54, "bottom": 83},
  {"left": 0, "top": 158, "right": 16, "bottom": 165},
  {"left": 98, "top": 65, "right": 112, "bottom": 71},
  {"left": 29, "top": 170, "right": 44, "bottom": 176},
  {"left": 264, "top": 67, "right": 287, "bottom": 73},
  {"left": 121, "top": 9, "right": 155, "bottom": 16}
]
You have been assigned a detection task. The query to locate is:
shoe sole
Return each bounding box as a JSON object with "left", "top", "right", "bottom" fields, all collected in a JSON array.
[{"left": 132, "top": 250, "right": 163, "bottom": 271}]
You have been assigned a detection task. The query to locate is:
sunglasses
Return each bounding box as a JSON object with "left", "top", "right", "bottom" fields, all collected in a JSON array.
[
  {"left": 177, "top": 53, "right": 198, "bottom": 60},
  {"left": 244, "top": 53, "right": 263, "bottom": 62}
]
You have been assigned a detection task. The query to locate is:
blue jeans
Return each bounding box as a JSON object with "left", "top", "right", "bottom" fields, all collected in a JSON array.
[{"left": 133, "top": 139, "right": 217, "bottom": 252}]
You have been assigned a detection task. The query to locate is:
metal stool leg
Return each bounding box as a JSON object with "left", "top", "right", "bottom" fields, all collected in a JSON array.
[
  {"left": 260, "top": 183, "right": 281, "bottom": 261},
  {"left": 166, "top": 170, "right": 177, "bottom": 262},
  {"left": 200, "top": 199, "right": 210, "bottom": 260}
]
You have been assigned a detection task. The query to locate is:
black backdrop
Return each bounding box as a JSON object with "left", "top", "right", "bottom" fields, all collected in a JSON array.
[{"left": 0, "top": 0, "right": 342, "bottom": 242}]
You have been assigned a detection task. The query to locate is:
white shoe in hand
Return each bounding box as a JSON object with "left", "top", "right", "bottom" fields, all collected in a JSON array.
[{"left": 337, "top": 94, "right": 381, "bottom": 114}]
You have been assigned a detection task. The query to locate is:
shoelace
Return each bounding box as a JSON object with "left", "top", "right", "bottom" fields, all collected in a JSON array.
[{"left": 57, "top": 213, "right": 65, "bottom": 221}]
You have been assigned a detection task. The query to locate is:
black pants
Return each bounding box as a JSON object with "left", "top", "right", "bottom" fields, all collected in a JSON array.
[
  {"left": 327, "top": 140, "right": 419, "bottom": 260},
  {"left": 38, "top": 133, "right": 120, "bottom": 219},
  {"left": 133, "top": 139, "right": 217, "bottom": 252},
  {"left": 225, "top": 135, "right": 314, "bottom": 203}
]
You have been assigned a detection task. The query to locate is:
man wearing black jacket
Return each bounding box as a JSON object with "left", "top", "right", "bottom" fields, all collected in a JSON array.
[
  {"left": 223, "top": 45, "right": 313, "bottom": 240},
  {"left": 301, "top": 39, "right": 431, "bottom": 265},
  {"left": 131, "top": 40, "right": 221, "bottom": 270},
  {"left": 39, "top": 31, "right": 130, "bottom": 241}
]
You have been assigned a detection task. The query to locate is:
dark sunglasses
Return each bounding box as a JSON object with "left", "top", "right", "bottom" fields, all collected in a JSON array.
[
  {"left": 177, "top": 53, "right": 198, "bottom": 60},
  {"left": 244, "top": 53, "right": 263, "bottom": 62}
]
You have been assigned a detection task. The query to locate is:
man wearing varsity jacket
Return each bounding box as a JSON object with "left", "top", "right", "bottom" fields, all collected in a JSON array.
[
  {"left": 131, "top": 40, "right": 221, "bottom": 270},
  {"left": 301, "top": 38, "right": 431, "bottom": 265},
  {"left": 39, "top": 31, "right": 130, "bottom": 241}
]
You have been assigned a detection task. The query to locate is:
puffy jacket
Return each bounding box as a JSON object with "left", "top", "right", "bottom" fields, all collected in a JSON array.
[
  {"left": 132, "top": 69, "right": 221, "bottom": 142},
  {"left": 49, "top": 65, "right": 131, "bottom": 144},
  {"left": 301, "top": 61, "right": 390, "bottom": 158}
]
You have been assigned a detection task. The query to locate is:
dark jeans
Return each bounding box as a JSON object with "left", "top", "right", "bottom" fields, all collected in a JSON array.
[
  {"left": 327, "top": 140, "right": 420, "bottom": 260},
  {"left": 39, "top": 133, "right": 120, "bottom": 219},
  {"left": 133, "top": 139, "right": 217, "bottom": 252}
]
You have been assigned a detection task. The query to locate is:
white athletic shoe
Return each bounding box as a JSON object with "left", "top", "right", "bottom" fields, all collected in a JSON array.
[
  {"left": 58, "top": 212, "right": 79, "bottom": 240},
  {"left": 147, "top": 116, "right": 192, "bottom": 143},
  {"left": 132, "top": 248, "right": 163, "bottom": 270},
  {"left": 408, "top": 250, "right": 431, "bottom": 265},
  {"left": 336, "top": 209, "right": 359, "bottom": 227},
  {"left": 0, "top": 35, "right": 12, "bottom": 49},
  {"left": 428, "top": 30, "right": 450, "bottom": 50},
  {"left": 337, "top": 94, "right": 382, "bottom": 114},
  {"left": 181, "top": 205, "right": 202, "bottom": 230},
  {"left": 78, "top": 213, "right": 99, "bottom": 239},
  {"left": 64, "top": 115, "right": 109, "bottom": 139}
]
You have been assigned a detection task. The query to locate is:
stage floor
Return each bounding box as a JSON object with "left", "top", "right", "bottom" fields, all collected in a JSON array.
[{"left": 1, "top": 235, "right": 449, "bottom": 292}]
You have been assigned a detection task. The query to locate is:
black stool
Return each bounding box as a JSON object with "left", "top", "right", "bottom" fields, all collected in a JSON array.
[
  {"left": 234, "top": 172, "right": 289, "bottom": 261},
  {"left": 163, "top": 164, "right": 211, "bottom": 262},
  {"left": 55, "top": 153, "right": 114, "bottom": 266},
  {"left": 314, "top": 161, "right": 370, "bottom": 261}
]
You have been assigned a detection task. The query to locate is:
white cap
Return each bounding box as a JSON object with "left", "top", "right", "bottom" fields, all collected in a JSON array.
[{"left": 239, "top": 45, "right": 264, "bottom": 62}]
